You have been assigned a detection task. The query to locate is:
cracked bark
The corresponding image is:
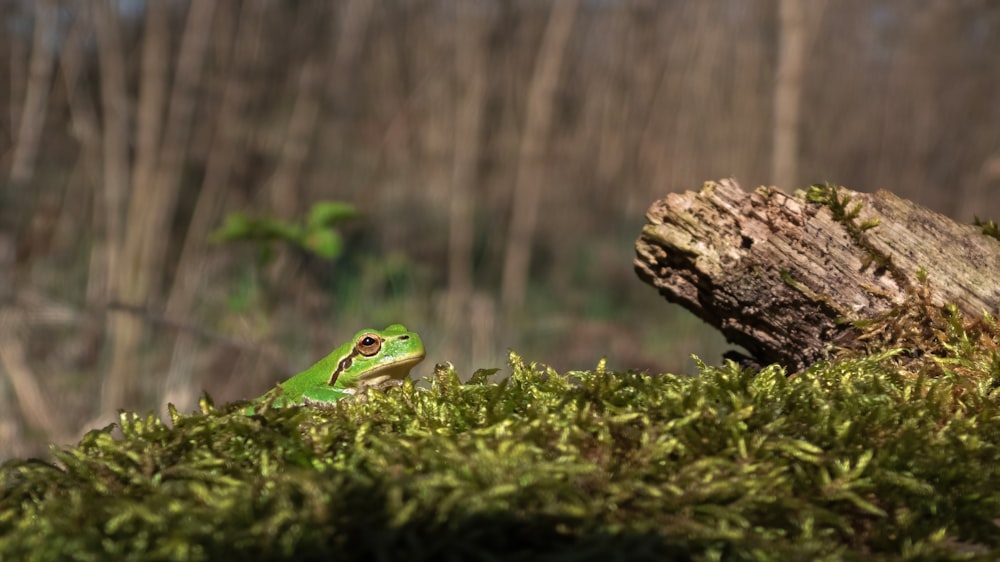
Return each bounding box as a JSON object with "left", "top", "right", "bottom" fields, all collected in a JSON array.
[{"left": 634, "top": 178, "right": 1000, "bottom": 370}]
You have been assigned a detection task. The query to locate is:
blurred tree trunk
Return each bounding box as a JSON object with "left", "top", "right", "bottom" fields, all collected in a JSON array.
[
  {"left": 262, "top": 54, "right": 325, "bottom": 337},
  {"left": 443, "top": 2, "right": 490, "bottom": 362},
  {"left": 501, "top": 0, "right": 579, "bottom": 314},
  {"left": 266, "top": 57, "right": 323, "bottom": 224},
  {"left": 92, "top": 0, "right": 133, "bottom": 414},
  {"left": 772, "top": 0, "right": 806, "bottom": 190},
  {"left": 259, "top": 5, "right": 352, "bottom": 365},
  {"left": 102, "top": 1, "right": 215, "bottom": 413},
  {"left": 132, "top": 0, "right": 215, "bottom": 299},
  {"left": 0, "top": 231, "right": 24, "bottom": 455},
  {"left": 129, "top": 0, "right": 169, "bottom": 221},
  {"left": 316, "top": 0, "right": 374, "bottom": 173},
  {"left": 592, "top": 1, "right": 628, "bottom": 201},
  {"left": 163, "top": 0, "right": 261, "bottom": 412},
  {"left": 59, "top": 8, "right": 111, "bottom": 370},
  {"left": 99, "top": 0, "right": 169, "bottom": 417},
  {"left": 2, "top": 0, "right": 59, "bottom": 443},
  {"left": 9, "top": 0, "right": 56, "bottom": 187},
  {"left": 660, "top": 3, "right": 717, "bottom": 190}
]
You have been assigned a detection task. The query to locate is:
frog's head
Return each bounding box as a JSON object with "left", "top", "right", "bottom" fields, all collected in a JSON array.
[{"left": 339, "top": 324, "right": 426, "bottom": 388}]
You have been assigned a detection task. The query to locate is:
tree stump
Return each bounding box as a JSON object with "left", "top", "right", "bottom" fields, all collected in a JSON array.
[{"left": 634, "top": 179, "right": 1000, "bottom": 370}]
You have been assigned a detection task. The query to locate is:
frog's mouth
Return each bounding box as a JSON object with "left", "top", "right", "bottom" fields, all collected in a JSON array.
[{"left": 354, "top": 352, "right": 426, "bottom": 389}]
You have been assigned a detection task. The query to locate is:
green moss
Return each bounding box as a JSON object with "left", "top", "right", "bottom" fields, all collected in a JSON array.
[
  {"left": 806, "top": 184, "right": 901, "bottom": 286},
  {"left": 3, "top": 348, "right": 1000, "bottom": 561},
  {"left": 974, "top": 216, "right": 1000, "bottom": 241}
]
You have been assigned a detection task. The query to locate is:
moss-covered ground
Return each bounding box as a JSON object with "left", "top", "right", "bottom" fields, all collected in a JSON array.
[{"left": 3, "top": 312, "right": 1000, "bottom": 561}]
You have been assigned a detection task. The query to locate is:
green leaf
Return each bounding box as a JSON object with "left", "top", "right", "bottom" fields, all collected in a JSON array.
[
  {"left": 307, "top": 201, "right": 357, "bottom": 228},
  {"left": 302, "top": 228, "right": 343, "bottom": 258},
  {"left": 209, "top": 212, "right": 253, "bottom": 242},
  {"left": 469, "top": 368, "right": 501, "bottom": 385}
]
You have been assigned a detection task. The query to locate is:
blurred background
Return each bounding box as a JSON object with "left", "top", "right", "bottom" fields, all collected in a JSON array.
[{"left": 1, "top": 0, "right": 998, "bottom": 458}]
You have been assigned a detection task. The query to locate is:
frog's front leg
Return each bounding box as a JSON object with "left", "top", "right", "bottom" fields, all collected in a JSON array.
[{"left": 300, "top": 386, "right": 354, "bottom": 405}]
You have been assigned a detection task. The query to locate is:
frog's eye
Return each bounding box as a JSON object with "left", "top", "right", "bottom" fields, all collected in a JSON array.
[{"left": 356, "top": 333, "right": 382, "bottom": 357}]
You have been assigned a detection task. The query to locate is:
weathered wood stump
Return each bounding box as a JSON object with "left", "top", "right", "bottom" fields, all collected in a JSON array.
[{"left": 634, "top": 179, "right": 1000, "bottom": 370}]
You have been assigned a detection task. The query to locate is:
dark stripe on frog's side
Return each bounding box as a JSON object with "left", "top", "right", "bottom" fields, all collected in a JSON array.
[{"left": 328, "top": 348, "right": 361, "bottom": 386}]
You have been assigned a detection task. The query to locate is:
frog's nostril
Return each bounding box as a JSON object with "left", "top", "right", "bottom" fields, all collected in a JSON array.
[{"left": 400, "top": 335, "right": 409, "bottom": 340}]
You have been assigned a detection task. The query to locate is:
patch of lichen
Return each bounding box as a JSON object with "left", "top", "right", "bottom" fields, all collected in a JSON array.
[{"left": 3, "top": 349, "right": 1000, "bottom": 561}]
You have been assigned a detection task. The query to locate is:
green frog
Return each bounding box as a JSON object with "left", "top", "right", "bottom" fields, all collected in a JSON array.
[{"left": 247, "top": 324, "right": 425, "bottom": 411}]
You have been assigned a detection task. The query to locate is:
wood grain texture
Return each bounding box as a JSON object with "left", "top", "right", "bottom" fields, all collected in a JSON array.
[{"left": 634, "top": 178, "right": 1000, "bottom": 370}]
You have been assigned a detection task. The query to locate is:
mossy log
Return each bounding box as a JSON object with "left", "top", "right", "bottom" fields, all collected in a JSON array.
[{"left": 634, "top": 178, "right": 1000, "bottom": 370}]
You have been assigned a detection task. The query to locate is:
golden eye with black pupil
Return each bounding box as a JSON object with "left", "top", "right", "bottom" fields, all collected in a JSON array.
[{"left": 356, "top": 333, "right": 382, "bottom": 356}]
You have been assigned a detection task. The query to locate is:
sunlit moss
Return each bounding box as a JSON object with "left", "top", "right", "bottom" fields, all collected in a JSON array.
[{"left": 3, "top": 339, "right": 1000, "bottom": 560}]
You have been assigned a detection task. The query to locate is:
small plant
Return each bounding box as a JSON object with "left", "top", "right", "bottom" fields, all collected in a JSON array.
[
  {"left": 974, "top": 216, "right": 1000, "bottom": 241},
  {"left": 211, "top": 201, "right": 358, "bottom": 262}
]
